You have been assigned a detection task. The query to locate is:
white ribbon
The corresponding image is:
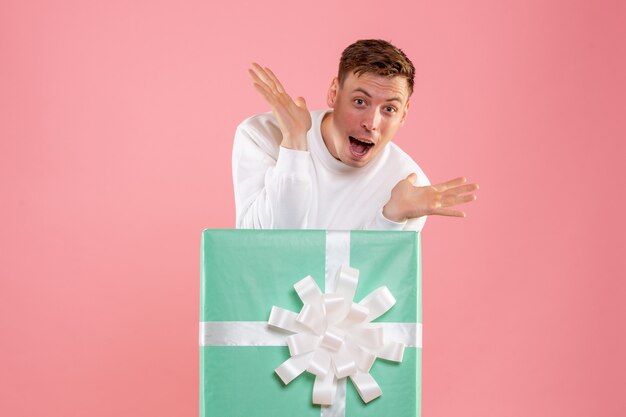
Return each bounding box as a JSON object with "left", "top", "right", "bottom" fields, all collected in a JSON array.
[{"left": 199, "top": 321, "right": 420, "bottom": 348}]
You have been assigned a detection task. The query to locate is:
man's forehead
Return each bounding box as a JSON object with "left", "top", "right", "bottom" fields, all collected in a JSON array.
[{"left": 341, "top": 71, "right": 410, "bottom": 102}]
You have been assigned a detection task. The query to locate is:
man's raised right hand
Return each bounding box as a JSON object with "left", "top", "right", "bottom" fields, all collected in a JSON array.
[{"left": 248, "top": 63, "right": 311, "bottom": 151}]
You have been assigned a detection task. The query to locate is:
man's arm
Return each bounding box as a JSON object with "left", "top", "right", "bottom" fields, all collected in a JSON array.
[
  {"left": 233, "top": 121, "right": 313, "bottom": 228},
  {"left": 233, "top": 64, "right": 314, "bottom": 229}
]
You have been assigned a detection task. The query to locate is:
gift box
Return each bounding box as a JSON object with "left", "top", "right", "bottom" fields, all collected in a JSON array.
[{"left": 199, "top": 229, "right": 422, "bottom": 417}]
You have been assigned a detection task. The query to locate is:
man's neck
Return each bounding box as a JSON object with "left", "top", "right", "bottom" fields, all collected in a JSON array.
[{"left": 320, "top": 110, "right": 339, "bottom": 160}]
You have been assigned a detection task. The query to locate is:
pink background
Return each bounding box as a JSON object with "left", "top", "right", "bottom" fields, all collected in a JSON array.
[{"left": 1, "top": 0, "right": 624, "bottom": 416}]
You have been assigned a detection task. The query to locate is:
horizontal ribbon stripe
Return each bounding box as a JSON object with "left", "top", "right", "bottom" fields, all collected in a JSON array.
[
  {"left": 199, "top": 321, "right": 289, "bottom": 346},
  {"left": 199, "top": 321, "right": 422, "bottom": 347}
]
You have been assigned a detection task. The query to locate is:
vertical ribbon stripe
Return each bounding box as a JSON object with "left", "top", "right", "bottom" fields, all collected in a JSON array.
[{"left": 321, "top": 231, "right": 350, "bottom": 417}]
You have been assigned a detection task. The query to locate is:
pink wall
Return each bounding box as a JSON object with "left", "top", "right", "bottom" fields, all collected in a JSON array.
[{"left": 1, "top": 0, "right": 624, "bottom": 416}]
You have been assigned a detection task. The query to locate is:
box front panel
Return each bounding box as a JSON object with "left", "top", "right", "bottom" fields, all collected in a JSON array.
[{"left": 200, "top": 230, "right": 421, "bottom": 417}]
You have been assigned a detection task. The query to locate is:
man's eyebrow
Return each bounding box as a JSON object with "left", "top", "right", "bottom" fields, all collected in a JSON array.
[{"left": 352, "top": 88, "right": 404, "bottom": 104}]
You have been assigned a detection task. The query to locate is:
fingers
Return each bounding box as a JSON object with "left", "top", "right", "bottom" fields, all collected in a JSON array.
[
  {"left": 456, "top": 193, "right": 477, "bottom": 204},
  {"left": 249, "top": 65, "right": 279, "bottom": 104},
  {"left": 263, "top": 66, "right": 285, "bottom": 93},
  {"left": 408, "top": 174, "right": 477, "bottom": 194},
  {"left": 443, "top": 182, "right": 478, "bottom": 207},
  {"left": 432, "top": 178, "right": 479, "bottom": 214},
  {"left": 446, "top": 183, "right": 479, "bottom": 196},
  {"left": 249, "top": 63, "right": 290, "bottom": 100},
  {"left": 248, "top": 68, "right": 274, "bottom": 102},
  {"left": 294, "top": 96, "right": 308, "bottom": 110},
  {"left": 431, "top": 208, "right": 466, "bottom": 217},
  {"left": 250, "top": 63, "right": 280, "bottom": 92},
  {"left": 439, "top": 193, "right": 476, "bottom": 209},
  {"left": 247, "top": 63, "right": 312, "bottom": 142},
  {"left": 249, "top": 63, "right": 305, "bottom": 111},
  {"left": 248, "top": 64, "right": 294, "bottom": 110},
  {"left": 248, "top": 63, "right": 267, "bottom": 87},
  {"left": 250, "top": 78, "right": 274, "bottom": 103},
  {"left": 432, "top": 177, "right": 466, "bottom": 192}
]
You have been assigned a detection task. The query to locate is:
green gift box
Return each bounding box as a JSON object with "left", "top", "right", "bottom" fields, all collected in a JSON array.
[{"left": 200, "top": 229, "right": 422, "bottom": 417}]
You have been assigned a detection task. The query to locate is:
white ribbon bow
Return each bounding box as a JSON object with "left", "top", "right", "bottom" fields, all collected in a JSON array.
[{"left": 268, "top": 265, "right": 406, "bottom": 406}]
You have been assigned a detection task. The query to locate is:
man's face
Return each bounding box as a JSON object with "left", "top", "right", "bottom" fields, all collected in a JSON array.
[{"left": 322, "top": 71, "right": 411, "bottom": 168}]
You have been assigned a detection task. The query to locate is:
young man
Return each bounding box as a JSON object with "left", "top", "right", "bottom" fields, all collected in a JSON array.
[{"left": 233, "top": 39, "right": 478, "bottom": 230}]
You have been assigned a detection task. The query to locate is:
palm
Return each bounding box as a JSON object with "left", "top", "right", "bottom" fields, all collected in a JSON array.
[{"left": 248, "top": 63, "right": 311, "bottom": 148}]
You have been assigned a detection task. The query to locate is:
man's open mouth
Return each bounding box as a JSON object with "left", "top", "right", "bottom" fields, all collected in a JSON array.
[{"left": 349, "top": 136, "right": 374, "bottom": 158}]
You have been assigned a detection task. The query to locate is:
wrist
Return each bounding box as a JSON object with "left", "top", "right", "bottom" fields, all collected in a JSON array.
[{"left": 281, "top": 134, "right": 308, "bottom": 151}]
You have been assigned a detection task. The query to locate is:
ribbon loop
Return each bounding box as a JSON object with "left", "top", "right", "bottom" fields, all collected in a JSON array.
[
  {"left": 297, "top": 304, "right": 326, "bottom": 335},
  {"left": 294, "top": 276, "right": 323, "bottom": 305},
  {"left": 268, "top": 306, "right": 301, "bottom": 333},
  {"left": 345, "top": 341, "right": 377, "bottom": 372},
  {"left": 334, "top": 266, "right": 359, "bottom": 302},
  {"left": 350, "top": 371, "right": 382, "bottom": 403},
  {"left": 350, "top": 325, "right": 384, "bottom": 349},
  {"left": 323, "top": 294, "right": 347, "bottom": 325},
  {"left": 320, "top": 328, "right": 344, "bottom": 352},
  {"left": 287, "top": 333, "right": 319, "bottom": 356},
  {"left": 359, "top": 286, "right": 396, "bottom": 321},
  {"left": 276, "top": 353, "right": 313, "bottom": 384},
  {"left": 313, "top": 372, "right": 337, "bottom": 405},
  {"left": 378, "top": 341, "right": 406, "bottom": 362},
  {"left": 332, "top": 344, "right": 358, "bottom": 378},
  {"left": 343, "top": 303, "right": 369, "bottom": 325},
  {"left": 308, "top": 348, "right": 331, "bottom": 376}
]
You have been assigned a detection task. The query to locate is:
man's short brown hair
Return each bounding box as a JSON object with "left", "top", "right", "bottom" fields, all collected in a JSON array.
[{"left": 338, "top": 39, "right": 415, "bottom": 96}]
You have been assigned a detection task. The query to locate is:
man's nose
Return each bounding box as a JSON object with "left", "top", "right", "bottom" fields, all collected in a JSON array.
[{"left": 361, "top": 109, "right": 381, "bottom": 131}]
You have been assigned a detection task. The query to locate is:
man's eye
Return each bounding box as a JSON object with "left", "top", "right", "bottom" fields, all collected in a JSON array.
[
  {"left": 385, "top": 106, "right": 397, "bottom": 113},
  {"left": 354, "top": 99, "right": 365, "bottom": 105}
]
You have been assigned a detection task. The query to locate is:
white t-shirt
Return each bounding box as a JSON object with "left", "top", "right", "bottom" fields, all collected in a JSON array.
[{"left": 232, "top": 109, "right": 430, "bottom": 231}]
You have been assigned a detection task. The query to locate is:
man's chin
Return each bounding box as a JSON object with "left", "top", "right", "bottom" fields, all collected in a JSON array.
[{"left": 341, "top": 154, "right": 370, "bottom": 168}]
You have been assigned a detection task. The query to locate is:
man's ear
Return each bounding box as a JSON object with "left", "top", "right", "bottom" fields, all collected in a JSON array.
[
  {"left": 400, "top": 100, "right": 410, "bottom": 125},
  {"left": 327, "top": 77, "right": 339, "bottom": 108}
]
